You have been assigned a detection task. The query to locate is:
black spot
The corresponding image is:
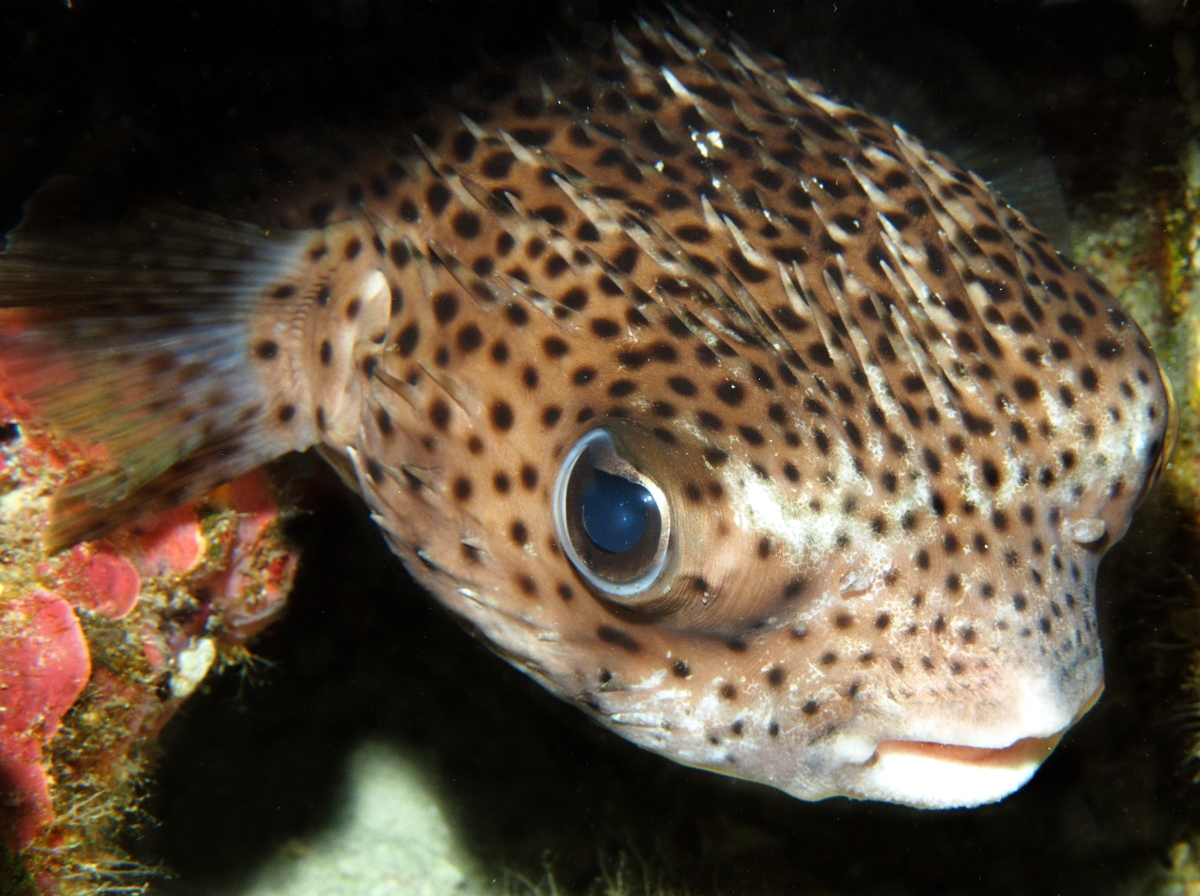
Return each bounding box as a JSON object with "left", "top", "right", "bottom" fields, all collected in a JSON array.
[
  {"left": 451, "top": 129, "right": 477, "bottom": 162},
  {"left": 1058, "top": 313, "right": 1084, "bottom": 338},
  {"left": 376, "top": 409, "right": 394, "bottom": 436},
  {"left": 598, "top": 626, "right": 641, "bottom": 652},
  {"left": 972, "top": 223, "right": 1005, "bottom": 244},
  {"left": 668, "top": 224, "right": 711, "bottom": 247},
  {"left": 739, "top": 425, "right": 764, "bottom": 446},
  {"left": 426, "top": 182, "right": 452, "bottom": 215},
  {"left": 551, "top": 287, "right": 587, "bottom": 312},
  {"left": 535, "top": 205, "right": 567, "bottom": 227},
  {"left": 1013, "top": 377, "right": 1039, "bottom": 401},
  {"left": 608, "top": 379, "right": 637, "bottom": 398},
  {"left": 715, "top": 380, "right": 745, "bottom": 406},
  {"left": 613, "top": 246, "right": 640, "bottom": 274},
  {"left": 668, "top": 376, "right": 697, "bottom": 397},
  {"left": 481, "top": 151, "right": 516, "bottom": 179},
  {"left": 924, "top": 243, "right": 946, "bottom": 276},
  {"left": 453, "top": 211, "right": 482, "bottom": 239},
  {"left": 457, "top": 324, "right": 483, "bottom": 353},
  {"left": 256, "top": 340, "right": 279, "bottom": 360},
  {"left": 520, "top": 464, "right": 539, "bottom": 489},
  {"left": 656, "top": 187, "right": 689, "bottom": 211},
  {"left": 576, "top": 220, "right": 601, "bottom": 243},
  {"left": 429, "top": 399, "right": 451, "bottom": 430},
  {"left": 782, "top": 578, "right": 807, "bottom": 601},
  {"left": 389, "top": 241, "right": 411, "bottom": 269},
  {"left": 433, "top": 292, "right": 460, "bottom": 325},
  {"left": 491, "top": 401, "right": 514, "bottom": 431},
  {"left": 923, "top": 448, "right": 942, "bottom": 475},
  {"left": 512, "top": 127, "right": 553, "bottom": 147},
  {"left": 503, "top": 303, "right": 530, "bottom": 327}
]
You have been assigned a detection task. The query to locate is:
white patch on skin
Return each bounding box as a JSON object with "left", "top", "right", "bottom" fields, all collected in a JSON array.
[
  {"left": 633, "top": 668, "right": 668, "bottom": 691},
  {"left": 360, "top": 269, "right": 388, "bottom": 308},
  {"left": 838, "top": 565, "right": 873, "bottom": 594},
  {"left": 728, "top": 456, "right": 920, "bottom": 575}
]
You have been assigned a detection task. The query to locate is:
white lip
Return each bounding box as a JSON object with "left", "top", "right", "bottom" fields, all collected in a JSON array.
[
  {"left": 854, "top": 735, "right": 1064, "bottom": 808},
  {"left": 848, "top": 682, "right": 1104, "bottom": 809}
]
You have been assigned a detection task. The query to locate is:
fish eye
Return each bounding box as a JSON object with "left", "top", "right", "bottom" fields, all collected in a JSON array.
[{"left": 554, "top": 428, "right": 671, "bottom": 598}]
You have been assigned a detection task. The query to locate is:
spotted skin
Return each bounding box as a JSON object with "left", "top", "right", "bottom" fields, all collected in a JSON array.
[{"left": 0, "top": 12, "right": 1172, "bottom": 807}]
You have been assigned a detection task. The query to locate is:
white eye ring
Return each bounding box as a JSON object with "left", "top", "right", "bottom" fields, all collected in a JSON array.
[{"left": 553, "top": 428, "right": 671, "bottom": 599}]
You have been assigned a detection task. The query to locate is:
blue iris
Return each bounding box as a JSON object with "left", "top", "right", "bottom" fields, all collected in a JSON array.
[{"left": 581, "top": 469, "right": 654, "bottom": 553}]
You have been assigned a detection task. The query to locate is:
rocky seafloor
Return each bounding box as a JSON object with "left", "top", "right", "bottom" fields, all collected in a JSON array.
[{"left": 2, "top": 1, "right": 1200, "bottom": 894}]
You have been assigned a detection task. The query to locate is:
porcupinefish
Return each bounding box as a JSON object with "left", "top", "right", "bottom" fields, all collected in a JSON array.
[{"left": 0, "top": 10, "right": 1173, "bottom": 809}]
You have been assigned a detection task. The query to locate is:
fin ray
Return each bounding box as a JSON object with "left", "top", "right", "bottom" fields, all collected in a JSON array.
[{"left": 0, "top": 180, "right": 316, "bottom": 550}]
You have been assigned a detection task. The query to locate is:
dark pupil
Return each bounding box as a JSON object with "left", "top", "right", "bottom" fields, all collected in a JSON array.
[{"left": 581, "top": 469, "right": 653, "bottom": 553}]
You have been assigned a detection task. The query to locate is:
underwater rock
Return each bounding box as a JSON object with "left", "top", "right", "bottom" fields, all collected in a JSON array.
[{"left": 0, "top": 376, "right": 300, "bottom": 895}]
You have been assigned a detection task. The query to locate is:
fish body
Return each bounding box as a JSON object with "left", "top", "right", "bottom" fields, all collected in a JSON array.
[{"left": 0, "top": 11, "right": 1172, "bottom": 809}]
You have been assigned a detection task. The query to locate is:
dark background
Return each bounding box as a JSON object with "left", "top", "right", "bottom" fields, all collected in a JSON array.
[{"left": 1, "top": 1, "right": 1198, "bottom": 893}]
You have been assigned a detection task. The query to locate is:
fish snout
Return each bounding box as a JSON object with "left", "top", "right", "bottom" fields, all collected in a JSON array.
[{"left": 836, "top": 669, "right": 1104, "bottom": 809}]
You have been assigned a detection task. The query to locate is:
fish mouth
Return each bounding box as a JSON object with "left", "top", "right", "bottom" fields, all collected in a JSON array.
[{"left": 851, "top": 682, "right": 1104, "bottom": 809}]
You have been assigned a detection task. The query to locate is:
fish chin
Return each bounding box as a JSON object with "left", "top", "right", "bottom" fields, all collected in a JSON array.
[{"left": 824, "top": 674, "right": 1105, "bottom": 809}]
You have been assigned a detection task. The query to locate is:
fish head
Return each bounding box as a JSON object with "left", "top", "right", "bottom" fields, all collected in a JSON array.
[{"left": 359, "top": 228, "right": 1170, "bottom": 809}]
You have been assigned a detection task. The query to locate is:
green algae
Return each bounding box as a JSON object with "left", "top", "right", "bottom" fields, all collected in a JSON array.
[{"left": 0, "top": 842, "right": 36, "bottom": 896}]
